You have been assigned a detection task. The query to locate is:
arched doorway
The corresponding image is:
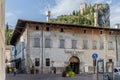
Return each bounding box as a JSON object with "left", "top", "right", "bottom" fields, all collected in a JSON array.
[{"left": 69, "top": 56, "right": 80, "bottom": 74}]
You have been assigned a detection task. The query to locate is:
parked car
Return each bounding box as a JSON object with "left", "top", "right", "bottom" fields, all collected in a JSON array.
[{"left": 114, "top": 67, "right": 120, "bottom": 76}]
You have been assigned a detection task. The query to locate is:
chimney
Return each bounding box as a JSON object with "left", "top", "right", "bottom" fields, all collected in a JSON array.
[
  {"left": 115, "top": 24, "right": 120, "bottom": 28},
  {"left": 46, "top": 10, "right": 51, "bottom": 22}
]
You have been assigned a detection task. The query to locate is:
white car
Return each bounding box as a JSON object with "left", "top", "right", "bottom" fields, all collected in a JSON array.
[{"left": 114, "top": 67, "right": 120, "bottom": 76}]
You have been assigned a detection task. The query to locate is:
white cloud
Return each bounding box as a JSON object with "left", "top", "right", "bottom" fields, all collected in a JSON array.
[
  {"left": 110, "top": 3, "right": 120, "bottom": 27},
  {"left": 49, "top": 0, "right": 113, "bottom": 18},
  {"left": 50, "top": 0, "right": 87, "bottom": 17},
  {"left": 6, "top": 12, "right": 14, "bottom": 17},
  {"left": 48, "top": 0, "right": 119, "bottom": 28},
  {"left": 6, "top": 0, "right": 119, "bottom": 28},
  {"left": 5, "top": 11, "right": 22, "bottom": 26},
  {"left": 6, "top": 11, "right": 22, "bottom": 18}
]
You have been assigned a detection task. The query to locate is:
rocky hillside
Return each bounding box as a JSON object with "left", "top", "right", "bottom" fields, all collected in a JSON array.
[{"left": 50, "top": 3, "right": 110, "bottom": 28}]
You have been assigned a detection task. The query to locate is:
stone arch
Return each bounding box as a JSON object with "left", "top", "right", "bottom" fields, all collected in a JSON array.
[
  {"left": 69, "top": 56, "right": 80, "bottom": 63},
  {"left": 69, "top": 56, "right": 80, "bottom": 74}
]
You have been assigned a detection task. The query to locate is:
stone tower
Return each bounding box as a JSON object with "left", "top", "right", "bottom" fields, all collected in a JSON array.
[
  {"left": 46, "top": 10, "right": 51, "bottom": 22},
  {"left": 80, "top": 3, "right": 87, "bottom": 15},
  {"left": 94, "top": 12, "right": 98, "bottom": 27},
  {"left": 0, "top": 0, "right": 5, "bottom": 80},
  {"left": 94, "top": 5, "right": 98, "bottom": 27},
  {"left": 115, "top": 24, "right": 120, "bottom": 28}
]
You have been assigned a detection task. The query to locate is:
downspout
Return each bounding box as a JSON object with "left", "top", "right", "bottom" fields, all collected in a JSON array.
[
  {"left": 115, "top": 34, "right": 118, "bottom": 66},
  {"left": 41, "top": 24, "right": 44, "bottom": 73}
]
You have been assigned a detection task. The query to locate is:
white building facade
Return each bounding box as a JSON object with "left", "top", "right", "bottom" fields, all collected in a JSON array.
[
  {"left": 5, "top": 46, "right": 11, "bottom": 67},
  {"left": 0, "top": 0, "right": 5, "bottom": 80},
  {"left": 10, "top": 19, "right": 120, "bottom": 74}
]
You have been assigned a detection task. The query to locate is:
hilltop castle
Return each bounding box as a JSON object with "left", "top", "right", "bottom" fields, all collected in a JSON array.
[
  {"left": 80, "top": 3, "right": 110, "bottom": 28},
  {"left": 50, "top": 3, "right": 110, "bottom": 28}
]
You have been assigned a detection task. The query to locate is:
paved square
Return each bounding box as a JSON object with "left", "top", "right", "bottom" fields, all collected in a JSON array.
[{"left": 6, "top": 73, "right": 103, "bottom": 80}]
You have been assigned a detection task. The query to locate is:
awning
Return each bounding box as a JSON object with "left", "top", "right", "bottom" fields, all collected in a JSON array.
[{"left": 10, "top": 58, "right": 21, "bottom": 62}]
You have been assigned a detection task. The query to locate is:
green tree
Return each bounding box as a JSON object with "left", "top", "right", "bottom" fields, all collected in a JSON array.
[
  {"left": 5, "top": 23, "right": 13, "bottom": 45},
  {"left": 72, "top": 10, "right": 76, "bottom": 15}
]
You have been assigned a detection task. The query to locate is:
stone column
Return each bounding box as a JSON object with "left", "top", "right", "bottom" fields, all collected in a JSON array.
[{"left": 0, "top": 0, "right": 5, "bottom": 80}]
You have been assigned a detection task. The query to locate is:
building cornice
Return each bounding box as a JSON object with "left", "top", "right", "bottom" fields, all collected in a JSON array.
[{"left": 10, "top": 19, "right": 120, "bottom": 45}]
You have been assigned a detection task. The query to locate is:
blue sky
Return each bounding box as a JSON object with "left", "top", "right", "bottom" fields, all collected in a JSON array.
[{"left": 5, "top": 0, "right": 120, "bottom": 28}]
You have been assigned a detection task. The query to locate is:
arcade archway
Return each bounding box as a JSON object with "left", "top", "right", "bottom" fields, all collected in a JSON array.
[{"left": 69, "top": 56, "right": 80, "bottom": 74}]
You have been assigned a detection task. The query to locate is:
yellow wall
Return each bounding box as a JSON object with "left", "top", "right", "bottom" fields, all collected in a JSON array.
[{"left": 0, "top": 0, "right": 5, "bottom": 80}]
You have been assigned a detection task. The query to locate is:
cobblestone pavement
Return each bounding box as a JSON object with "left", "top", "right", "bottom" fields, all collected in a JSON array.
[{"left": 6, "top": 73, "right": 103, "bottom": 80}]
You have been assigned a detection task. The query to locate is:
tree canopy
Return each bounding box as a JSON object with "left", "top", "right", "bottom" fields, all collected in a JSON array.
[{"left": 5, "top": 23, "right": 14, "bottom": 45}]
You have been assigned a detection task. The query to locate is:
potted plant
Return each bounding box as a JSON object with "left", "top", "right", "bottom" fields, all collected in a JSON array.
[{"left": 31, "top": 65, "right": 35, "bottom": 74}]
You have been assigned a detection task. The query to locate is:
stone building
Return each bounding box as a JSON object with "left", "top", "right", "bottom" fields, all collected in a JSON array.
[
  {"left": 80, "top": 3, "right": 87, "bottom": 15},
  {"left": 79, "top": 3, "right": 110, "bottom": 28},
  {"left": 115, "top": 24, "right": 120, "bottom": 66},
  {"left": 115, "top": 24, "right": 120, "bottom": 29},
  {"left": 5, "top": 46, "right": 11, "bottom": 67},
  {"left": 0, "top": 0, "right": 5, "bottom": 80},
  {"left": 10, "top": 45, "right": 15, "bottom": 67},
  {"left": 10, "top": 19, "right": 120, "bottom": 74}
]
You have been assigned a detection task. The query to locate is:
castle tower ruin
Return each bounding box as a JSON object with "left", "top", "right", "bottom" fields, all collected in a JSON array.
[
  {"left": 80, "top": 3, "right": 87, "bottom": 15},
  {"left": 94, "top": 5, "right": 98, "bottom": 27},
  {"left": 94, "top": 12, "right": 98, "bottom": 27}
]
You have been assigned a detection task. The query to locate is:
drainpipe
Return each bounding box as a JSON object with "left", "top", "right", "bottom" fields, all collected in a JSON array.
[
  {"left": 115, "top": 33, "right": 118, "bottom": 66},
  {"left": 41, "top": 24, "right": 44, "bottom": 73}
]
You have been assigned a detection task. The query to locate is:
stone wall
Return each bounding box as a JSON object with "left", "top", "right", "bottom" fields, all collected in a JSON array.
[
  {"left": 0, "top": 0, "right": 5, "bottom": 79},
  {"left": 24, "top": 23, "right": 117, "bottom": 73}
]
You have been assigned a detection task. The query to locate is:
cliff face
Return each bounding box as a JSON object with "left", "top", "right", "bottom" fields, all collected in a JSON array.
[
  {"left": 97, "top": 4, "right": 110, "bottom": 28},
  {"left": 50, "top": 3, "right": 110, "bottom": 28}
]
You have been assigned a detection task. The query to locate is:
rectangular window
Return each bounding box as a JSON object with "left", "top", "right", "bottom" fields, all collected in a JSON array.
[
  {"left": 36, "top": 26, "right": 39, "bottom": 30},
  {"left": 46, "top": 27, "right": 49, "bottom": 31},
  {"left": 100, "top": 41, "right": 104, "bottom": 49},
  {"left": 93, "top": 40, "right": 97, "bottom": 49},
  {"left": 35, "top": 58, "right": 40, "bottom": 66},
  {"left": 82, "top": 40, "right": 88, "bottom": 49},
  {"left": 11, "top": 47, "right": 14, "bottom": 51},
  {"left": 34, "top": 38, "right": 40, "bottom": 47},
  {"left": 72, "top": 40, "right": 77, "bottom": 49},
  {"left": 108, "top": 41, "right": 113, "bottom": 50},
  {"left": 83, "top": 29, "right": 86, "bottom": 34},
  {"left": 60, "top": 39, "right": 65, "bottom": 48},
  {"left": 60, "top": 28, "right": 64, "bottom": 32},
  {"left": 109, "top": 31, "right": 112, "bottom": 35},
  {"left": 45, "top": 39, "right": 51, "bottom": 48},
  {"left": 46, "top": 58, "right": 50, "bottom": 66},
  {"left": 100, "top": 31, "right": 103, "bottom": 34}
]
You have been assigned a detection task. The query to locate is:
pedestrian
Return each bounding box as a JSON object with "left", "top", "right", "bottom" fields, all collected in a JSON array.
[
  {"left": 9, "top": 67, "right": 12, "bottom": 73},
  {"left": 13, "top": 67, "right": 17, "bottom": 76},
  {"left": 106, "top": 74, "right": 110, "bottom": 80}
]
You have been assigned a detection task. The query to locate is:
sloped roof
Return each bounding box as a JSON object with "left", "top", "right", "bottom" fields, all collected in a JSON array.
[{"left": 10, "top": 19, "right": 120, "bottom": 45}]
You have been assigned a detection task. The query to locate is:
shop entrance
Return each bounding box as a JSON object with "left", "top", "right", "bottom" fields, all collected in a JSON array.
[{"left": 69, "top": 56, "right": 80, "bottom": 74}]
